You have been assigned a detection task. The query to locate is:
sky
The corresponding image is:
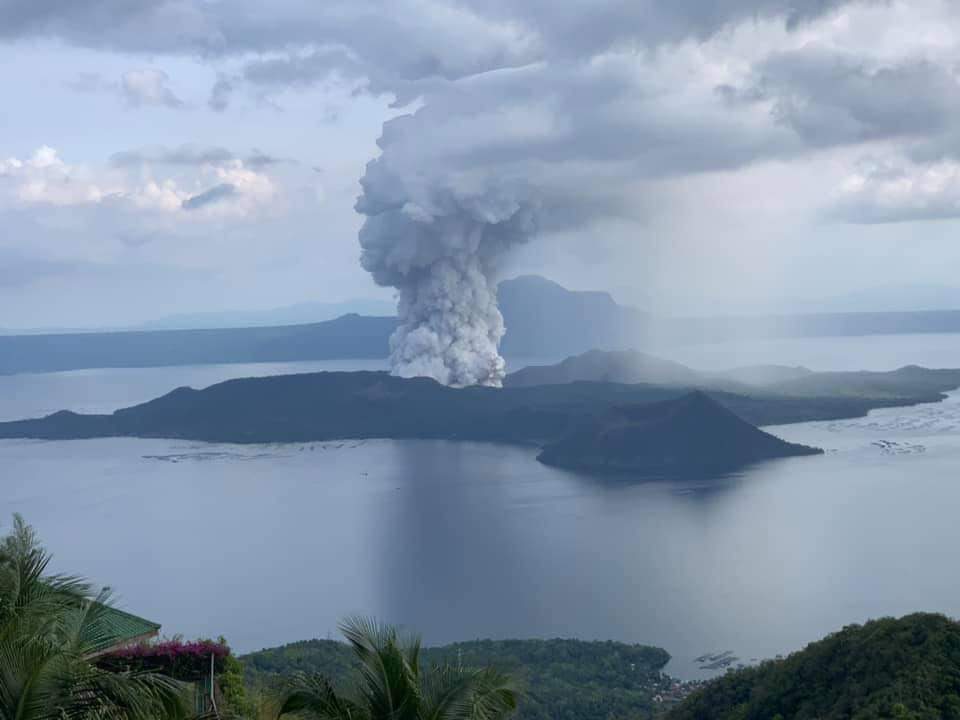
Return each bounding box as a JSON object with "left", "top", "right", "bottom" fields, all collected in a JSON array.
[{"left": 3, "top": 0, "right": 960, "bottom": 328}]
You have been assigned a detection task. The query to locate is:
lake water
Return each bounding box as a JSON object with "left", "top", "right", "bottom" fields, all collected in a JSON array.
[{"left": 2, "top": 333, "right": 960, "bottom": 679}]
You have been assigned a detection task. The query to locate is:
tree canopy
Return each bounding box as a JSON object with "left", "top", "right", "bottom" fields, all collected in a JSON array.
[
  {"left": 247, "top": 635, "right": 671, "bottom": 720},
  {"left": 669, "top": 613, "right": 960, "bottom": 720}
]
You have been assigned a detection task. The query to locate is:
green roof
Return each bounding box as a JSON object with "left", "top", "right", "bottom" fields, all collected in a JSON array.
[{"left": 89, "top": 605, "right": 161, "bottom": 655}]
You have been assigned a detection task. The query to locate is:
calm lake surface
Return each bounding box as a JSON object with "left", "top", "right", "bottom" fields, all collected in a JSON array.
[{"left": 3, "top": 333, "right": 960, "bottom": 679}]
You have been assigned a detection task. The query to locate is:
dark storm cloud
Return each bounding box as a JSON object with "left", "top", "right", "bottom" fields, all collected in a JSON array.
[
  {"left": 729, "top": 48, "right": 960, "bottom": 147},
  {"left": 0, "top": 1, "right": 874, "bottom": 94},
  {"left": 0, "top": 0, "right": 222, "bottom": 53},
  {"left": 0, "top": 0, "right": 143, "bottom": 38},
  {"left": 714, "top": 43, "right": 960, "bottom": 225},
  {"left": 181, "top": 183, "right": 237, "bottom": 210},
  {"left": 469, "top": 0, "right": 877, "bottom": 54},
  {"left": 242, "top": 48, "right": 361, "bottom": 89},
  {"left": 0, "top": 0, "right": 870, "bottom": 52}
]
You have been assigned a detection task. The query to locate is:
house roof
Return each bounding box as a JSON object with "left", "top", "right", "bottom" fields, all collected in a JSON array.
[
  {"left": 89, "top": 605, "right": 161, "bottom": 657},
  {"left": 101, "top": 606, "right": 161, "bottom": 641}
]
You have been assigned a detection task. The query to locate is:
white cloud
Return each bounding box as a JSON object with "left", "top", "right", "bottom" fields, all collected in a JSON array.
[
  {"left": 832, "top": 156, "right": 960, "bottom": 223},
  {"left": 120, "top": 68, "right": 184, "bottom": 108},
  {"left": 0, "top": 146, "right": 278, "bottom": 218}
]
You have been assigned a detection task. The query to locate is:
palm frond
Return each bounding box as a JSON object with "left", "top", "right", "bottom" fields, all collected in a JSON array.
[
  {"left": 59, "top": 666, "right": 187, "bottom": 720},
  {"left": 278, "top": 672, "right": 364, "bottom": 720},
  {"left": 0, "top": 515, "right": 91, "bottom": 644},
  {"left": 420, "top": 666, "right": 517, "bottom": 720},
  {"left": 0, "top": 516, "right": 187, "bottom": 720},
  {"left": 339, "top": 618, "right": 421, "bottom": 720},
  {"left": 277, "top": 620, "right": 516, "bottom": 720}
]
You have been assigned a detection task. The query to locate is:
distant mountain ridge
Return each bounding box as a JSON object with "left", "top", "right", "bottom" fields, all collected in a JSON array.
[
  {"left": 505, "top": 350, "right": 960, "bottom": 402},
  {"left": 0, "top": 314, "right": 397, "bottom": 375},
  {"left": 0, "top": 276, "right": 638, "bottom": 376},
  {"left": 140, "top": 298, "right": 397, "bottom": 330},
  {"left": 505, "top": 350, "right": 700, "bottom": 388},
  {"left": 498, "top": 276, "right": 644, "bottom": 357},
  {"left": 5, "top": 275, "right": 960, "bottom": 376}
]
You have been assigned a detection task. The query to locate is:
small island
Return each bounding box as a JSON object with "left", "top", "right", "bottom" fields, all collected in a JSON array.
[{"left": 537, "top": 391, "right": 822, "bottom": 475}]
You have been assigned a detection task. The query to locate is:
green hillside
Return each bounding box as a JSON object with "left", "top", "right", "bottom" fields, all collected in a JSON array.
[{"left": 669, "top": 613, "right": 960, "bottom": 720}]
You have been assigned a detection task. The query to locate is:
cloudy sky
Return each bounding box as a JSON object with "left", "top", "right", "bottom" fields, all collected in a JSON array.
[{"left": 3, "top": 0, "right": 960, "bottom": 328}]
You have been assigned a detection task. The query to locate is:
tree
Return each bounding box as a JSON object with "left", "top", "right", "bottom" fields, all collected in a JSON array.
[
  {"left": 278, "top": 618, "right": 518, "bottom": 720},
  {"left": 0, "top": 514, "right": 186, "bottom": 720}
]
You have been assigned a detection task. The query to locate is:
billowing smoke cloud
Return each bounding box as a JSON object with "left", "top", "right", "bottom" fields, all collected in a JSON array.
[
  {"left": 357, "top": 153, "right": 538, "bottom": 386},
  {"left": 351, "top": 49, "right": 791, "bottom": 386},
  {"left": 339, "top": 2, "right": 884, "bottom": 387}
]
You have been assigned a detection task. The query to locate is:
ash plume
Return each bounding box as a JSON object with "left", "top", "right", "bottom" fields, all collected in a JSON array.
[
  {"left": 357, "top": 158, "right": 537, "bottom": 387},
  {"left": 344, "top": 0, "right": 876, "bottom": 388}
]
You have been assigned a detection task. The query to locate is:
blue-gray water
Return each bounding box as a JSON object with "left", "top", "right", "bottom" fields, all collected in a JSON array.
[{"left": 2, "top": 334, "right": 960, "bottom": 679}]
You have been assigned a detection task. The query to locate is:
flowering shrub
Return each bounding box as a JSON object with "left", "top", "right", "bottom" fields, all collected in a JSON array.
[{"left": 99, "top": 638, "right": 231, "bottom": 681}]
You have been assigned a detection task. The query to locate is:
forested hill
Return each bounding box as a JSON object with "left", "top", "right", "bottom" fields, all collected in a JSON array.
[
  {"left": 242, "top": 637, "right": 672, "bottom": 720},
  {"left": 669, "top": 613, "right": 960, "bottom": 720}
]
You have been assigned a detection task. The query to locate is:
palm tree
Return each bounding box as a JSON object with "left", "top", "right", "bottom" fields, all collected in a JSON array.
[
  {"left": 0, "top": 514, "right": 186, "bottom": 720},
  {"left": 278, "top": 618, "right": 518, "bottom": 720}
]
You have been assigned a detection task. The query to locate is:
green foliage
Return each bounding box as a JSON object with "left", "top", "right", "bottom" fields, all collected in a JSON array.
[
  {"left": 220, "top": 649, "right": 258, "bottom": 719},
  {"left": 244, "top": 639, "right": 356, "bottom": 682},
  {"left": 0, "top": 513, "right": 186, "bottom": 720},
  {"left": 669, "top": 613, "right": 960, "bottom": 720},
  {"left": 245, "top": 634, "right": 671, "bottom": 720},
  {"left": 276, "top": 617, "right": 517, "bottom": 720}
]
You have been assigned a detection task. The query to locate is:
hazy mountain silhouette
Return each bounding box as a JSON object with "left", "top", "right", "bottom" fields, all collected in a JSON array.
[
  {"left": 0, "top": 276, "right": 642, "bottom": 375},
  {"left": 505, "top": 350, "right": 701, "bottom": 388},
  {"left": 0, "top": 315, "right": 397, "bottom": 375},
  {"left": 140, "top": 298, "right": 397, "bottom": 330},
  {"left": 498, "top": 276, "right": 645, "bottom": 357},
  {"left": 5, "top": 276, "right": 960, "bottom": 376},
  {"left": 505, "top": 350, "right": 960, "bottom": 401}
]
